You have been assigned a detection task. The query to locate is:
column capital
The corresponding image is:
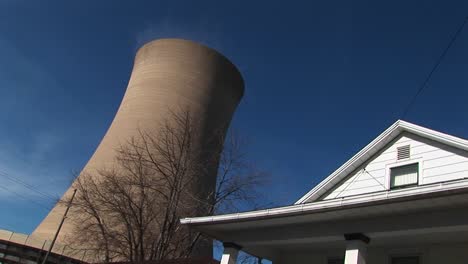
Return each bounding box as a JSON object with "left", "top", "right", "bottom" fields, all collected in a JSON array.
[
  {"left": 344, "top": 233, "right": 370, "bottom": 244},
  {"left": 223, "top": 242, "right": 242, "bottom": 250},
  {"left": 344, "top": 234, "right": 368, "bottom": 264},
  {"left": 221, "top": 242, "right": 241, "bottom": 264}
]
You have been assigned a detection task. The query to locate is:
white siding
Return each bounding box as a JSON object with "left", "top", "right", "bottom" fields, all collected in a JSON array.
[{"left": 322, "top": 133, "right": 468, "bottom": 200}]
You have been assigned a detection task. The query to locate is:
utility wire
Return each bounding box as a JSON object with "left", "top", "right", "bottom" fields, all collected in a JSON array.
[
  {"left": 0, "top": 185, "right": 53, "bottom": 212},
  {"left": 401, "top": 16, "right": 468, "bottom": 119},
  {"left": 0, "top": 170, "right": 58, "bottom": 201},
  {"left": 334, "top": 169, "right": 365, "bottom": 198},
  {"left": 364, "top": 168, "right": 386, "bottom": 190},
  {"left": 0, "top": 170, "right": 66, "bottom": 217},
  {"left": 0, "top": 168, "right": 72, "bottom": 222}
]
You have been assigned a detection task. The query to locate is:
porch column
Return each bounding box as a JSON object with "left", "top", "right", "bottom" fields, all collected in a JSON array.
[
  {"left": 220, "top": 242, "right": 241, "bottom": 264},
  {"left": 344, "top": 233, "right": 370, "bottom": 264}
]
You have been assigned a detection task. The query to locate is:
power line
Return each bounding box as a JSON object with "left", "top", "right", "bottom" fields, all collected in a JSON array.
[
  {"left": 0, "top": 169, "right": 68, "bottom": 221},
  {"left": 0, "top": 145, "right": 74, "bottom": 189},
  {"left": 0, "top": 170, "right": 64, "bottom": 214},
  {"left": 401, "top": 16, "right": 468, "bottom": 119},
  {"left": 41, "top": 189, "right": 77, "bottom": 264},
  {"left": 0, "top": 170, "right": 58, "bottom": 202},
  {"left": 0, "top": 185, "right": 53, "bottom": 212},
  {"left": 0, "top": 171, "right": 57, "bottom": 201},
  {"left": 364, "top": 168, "right": 386, "bottom": 190}
]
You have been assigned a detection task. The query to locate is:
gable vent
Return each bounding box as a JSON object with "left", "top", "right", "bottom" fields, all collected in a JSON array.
[{"left": 397, "top": 145, "right": 410, "bottom": 160}]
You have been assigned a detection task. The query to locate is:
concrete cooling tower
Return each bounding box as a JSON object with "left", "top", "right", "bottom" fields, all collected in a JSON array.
[{"left": 32, "top": 39, "right": 244, "bottom": 253}]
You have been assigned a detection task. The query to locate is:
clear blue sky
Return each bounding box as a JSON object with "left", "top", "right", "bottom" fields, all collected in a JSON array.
[{"left": 0, "top": 0, "right": 467, "bottom": 234}]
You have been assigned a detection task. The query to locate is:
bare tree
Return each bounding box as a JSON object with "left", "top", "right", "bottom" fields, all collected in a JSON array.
[{"left": 64, "top": 111, "right": 268, "bottom": 262}]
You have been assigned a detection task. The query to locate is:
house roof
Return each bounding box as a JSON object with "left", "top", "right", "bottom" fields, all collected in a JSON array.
[
  {"left": 181, "top": 177, "right": 468, "bottom": 227},
  {"left": 181, "top": 184, "right": 468, "bottom": 260},
  {"left": 180, "top": 120, "right": 468, "bottom": 259},
  {"left": 295, "top": 120, "right": 468, "bottom": 204},
  {"left": 180, "top": 120, "right": 468, "bottom": 231}
]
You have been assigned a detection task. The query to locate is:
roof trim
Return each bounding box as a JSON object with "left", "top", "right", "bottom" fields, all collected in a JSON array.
[
  {"left": 181, "top": 177, "right": 468, "bottom": 226},
  {"left": 295, "top": 120, "right": 468, "bottom": 204}
]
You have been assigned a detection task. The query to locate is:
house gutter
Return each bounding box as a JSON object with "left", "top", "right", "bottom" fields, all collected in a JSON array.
[
  {"left": 294, "top": 120, "right": 468, "bottom": 204},
  {"left": 181, "top": 178, "right": 468, "bottom": 226}
]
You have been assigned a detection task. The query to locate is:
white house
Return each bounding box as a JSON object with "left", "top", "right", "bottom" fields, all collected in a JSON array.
[{"left": 181, "top": 120, "right": 468, "bottom": 264}]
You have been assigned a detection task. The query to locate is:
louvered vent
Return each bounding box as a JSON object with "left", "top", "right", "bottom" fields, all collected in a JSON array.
[{"left": 397, "top": 145, "right": 410, "bottom": 160}]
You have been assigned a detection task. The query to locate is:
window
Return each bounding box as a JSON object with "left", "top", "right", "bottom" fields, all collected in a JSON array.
[
  {"left": 391, "top": 256, "right": 419, "bottom": 264},
  {"left": 390, "top": 163, "right": 418, "bottom": 189}
]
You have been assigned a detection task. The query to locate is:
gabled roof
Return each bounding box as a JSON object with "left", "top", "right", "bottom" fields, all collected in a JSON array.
[{"left": 295, "top": 120, "right": 468, "bottom": 204}]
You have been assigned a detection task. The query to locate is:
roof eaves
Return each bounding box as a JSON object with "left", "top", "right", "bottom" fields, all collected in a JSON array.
[
  {"left": 294, "top": 120, "right": 403, "bottom": 204},
  {"left": 398, "top": 120, "right": 468, "bottom": 151},
  {"left": 295, "top": 120, "right": 468, "bottom": 204},
  {"left": 181, "top": 178, "right": 468, "bottom": 226}
]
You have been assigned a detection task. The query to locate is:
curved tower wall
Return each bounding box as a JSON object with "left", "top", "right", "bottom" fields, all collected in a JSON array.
[{"left": 32, "top": 39, "right": 244, "bottom": 247}]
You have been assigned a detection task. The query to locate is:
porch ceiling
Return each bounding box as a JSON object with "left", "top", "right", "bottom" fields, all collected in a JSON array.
[{"left": 188, "top": 191, "right": 468, "bottom": 260}]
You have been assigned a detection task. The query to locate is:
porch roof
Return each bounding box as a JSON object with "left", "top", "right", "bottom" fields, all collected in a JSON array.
[{"left": 181, "top": 179, "right": 468, "bottom": 260}]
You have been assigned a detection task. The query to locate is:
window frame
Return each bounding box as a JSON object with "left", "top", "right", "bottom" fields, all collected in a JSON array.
[{"left": 385, "top": 159, "right": 422, "bottom": 190}]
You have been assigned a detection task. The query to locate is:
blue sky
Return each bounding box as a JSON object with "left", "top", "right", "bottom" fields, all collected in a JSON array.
[{"left": 0, "top": 0, "right": 467, "bottom": 234}]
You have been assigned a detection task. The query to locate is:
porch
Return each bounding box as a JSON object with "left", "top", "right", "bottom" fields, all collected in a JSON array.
[{"left": 182, "top": 186, "right": 468, "bottom": 264}]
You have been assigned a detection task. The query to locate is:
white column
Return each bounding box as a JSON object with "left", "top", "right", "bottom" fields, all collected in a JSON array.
[
  {"left": 220, "top": 243, "right": 240, "bottom": 264},
  {"left": 344, "top": 240, "right": 367, "bottom": 264}
]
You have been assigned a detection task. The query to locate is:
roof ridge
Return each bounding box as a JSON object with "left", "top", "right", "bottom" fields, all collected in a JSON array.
[{"left": 295, "top": 120, "right": 468, "bottom": 204}]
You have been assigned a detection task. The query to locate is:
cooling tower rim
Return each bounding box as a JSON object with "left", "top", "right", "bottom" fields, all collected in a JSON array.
[{"left": 136, "top": 38, "right": 245, "bottom": 99}]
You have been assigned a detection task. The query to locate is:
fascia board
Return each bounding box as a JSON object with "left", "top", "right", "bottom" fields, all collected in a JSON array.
[
  {"left": 181, "top": 178, "right": 468, "bottom": 226},
  {"left": 295, "top": 120, "right": 468, "bottom": 204},
  {"left": 399, "top": 120, "right": 468, "bottom": 151},
  {"left": 294, "top": 120, "right": 402, "bottom": 204}
]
